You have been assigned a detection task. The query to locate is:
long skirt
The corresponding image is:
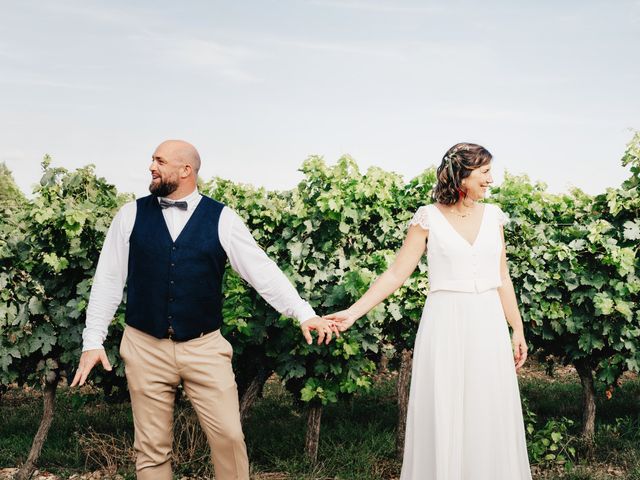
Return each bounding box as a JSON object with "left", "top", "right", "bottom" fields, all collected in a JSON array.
[{"left": 400, "top": 288, "right": 532, "bottom": 480}]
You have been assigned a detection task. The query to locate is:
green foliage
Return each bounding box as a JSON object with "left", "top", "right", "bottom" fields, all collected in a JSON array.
[
  {"left": 600, "top": 415, "right": 640, "bottom": 440},
  {"left": 529, "top": 418, "right": 577, "bottom": 467},
  {"left": 202, "top": 157, "right": 396, "bottom": 405},
  {"left": 489, "top": 132, "right": 640, "bottom": 388},
  {"left": 1, "top": 132, "right": 638, "bottom": 426},
  {"left": 0, "top": 162, "right": 25, "bottom": 209},
  {"left": 522, "top": 396, "right": 577, "bottom": 467},
  {"left": 0, "top": 157, "right": 131, "bottom": 387}
]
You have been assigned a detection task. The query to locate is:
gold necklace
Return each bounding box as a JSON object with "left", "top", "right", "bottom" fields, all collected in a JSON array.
[
  {"left": 449, "top": 202, "right": 476, "bottom": 218},
  {"left": 449, "top": 209, "right": 471, "bottom": 218}
]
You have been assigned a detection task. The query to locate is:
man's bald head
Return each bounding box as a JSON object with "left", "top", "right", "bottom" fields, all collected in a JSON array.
[
  {"left": 154, "top": 140, "right": 201, "bottom": 176},
  {"left": 149, "top": 140, "right": 202, "bottom": 198}
]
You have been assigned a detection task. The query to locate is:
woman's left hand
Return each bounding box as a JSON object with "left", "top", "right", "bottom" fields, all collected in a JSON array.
[{"left": 512, "top": 331, "right": 528, "bottom": 372}]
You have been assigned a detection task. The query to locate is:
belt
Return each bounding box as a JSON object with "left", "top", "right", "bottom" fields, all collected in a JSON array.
[{"left": 163, "top": 326, "right": 218, "bottom": 342}]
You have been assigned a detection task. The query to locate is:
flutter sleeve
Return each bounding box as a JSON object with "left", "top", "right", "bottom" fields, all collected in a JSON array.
[
  {"left": 408, "top": 205, "right": 430, "bottom": 230},
  {"left": 495, "top": 205, "right": 510, "bottom": 226}
]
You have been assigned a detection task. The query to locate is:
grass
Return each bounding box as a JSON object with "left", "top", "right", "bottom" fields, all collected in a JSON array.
[{"left": 1, "top": 363, "right": 640, "bottom": 479}]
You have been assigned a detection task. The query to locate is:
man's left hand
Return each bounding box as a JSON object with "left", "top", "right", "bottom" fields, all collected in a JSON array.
[{"left": 300, "top": 316, "right": 340, "bottom": 345}]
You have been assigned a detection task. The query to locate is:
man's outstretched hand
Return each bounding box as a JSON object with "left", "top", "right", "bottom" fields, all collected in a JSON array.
[
  {"left": 300, "top": 316, "right": 340, "bottom": 345},
  {"left": 70, "top": 349, "right": 112, "bottom": 387}
]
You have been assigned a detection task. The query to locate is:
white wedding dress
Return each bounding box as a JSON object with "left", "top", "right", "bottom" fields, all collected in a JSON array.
[{"left": 400, "top": 203, "right": 532, "bottom": 480}]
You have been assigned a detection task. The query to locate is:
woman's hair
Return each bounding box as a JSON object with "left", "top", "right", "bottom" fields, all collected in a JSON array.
[{"left": 431, "top": 142, "right": 492, "bottom": 205}]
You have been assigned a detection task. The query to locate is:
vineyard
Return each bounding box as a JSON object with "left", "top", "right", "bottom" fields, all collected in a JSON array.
[{"left": 1, "top": 132, "right": 639, "bottom": 479}]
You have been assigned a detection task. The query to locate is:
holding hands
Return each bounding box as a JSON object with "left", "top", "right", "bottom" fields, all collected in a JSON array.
[
  {"left": 322, "top": 308, "right": 359, "bottom": 332},
  {"left": 300, "top": 316, "right": 341, "bottom": 345}
]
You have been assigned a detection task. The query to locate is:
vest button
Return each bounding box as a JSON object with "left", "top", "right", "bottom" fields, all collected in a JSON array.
[
  {"left": 169, "top": 298, "right": 174, "bottom": 302},
  {"left": 171, "top": 263, "right": 175, "bottom": 267},
  {"left": 172, "top": 246, "right": 176, "bottom": 250},
  {"left": 168, "top": 315, "right": 173, "bottom": 319},
  {"left": 170, "top": 280, "right": 175, "bottom": 284}
]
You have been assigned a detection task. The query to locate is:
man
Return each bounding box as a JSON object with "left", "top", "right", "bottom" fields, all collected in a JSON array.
[{"left": 71, "top": 140, "right": 336, "bottom": 480}]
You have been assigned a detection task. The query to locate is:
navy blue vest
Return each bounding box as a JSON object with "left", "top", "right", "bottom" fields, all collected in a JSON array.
[{"left": 125, "top": 194, "right": 227, "bottom": 340}]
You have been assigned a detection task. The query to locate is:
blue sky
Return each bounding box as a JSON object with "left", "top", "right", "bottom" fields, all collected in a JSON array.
[{"left": 1, "top": 0, "right": 639, "bottom": 198}]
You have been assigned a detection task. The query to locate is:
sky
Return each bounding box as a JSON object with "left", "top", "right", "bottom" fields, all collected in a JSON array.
[{"left": 1, "top": 0, "right": 639, "bottom": 199}]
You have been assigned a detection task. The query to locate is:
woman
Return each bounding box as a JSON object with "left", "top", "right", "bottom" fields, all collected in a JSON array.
[{"left": 325, "top": 143, "right": 532, "bottom": 479}]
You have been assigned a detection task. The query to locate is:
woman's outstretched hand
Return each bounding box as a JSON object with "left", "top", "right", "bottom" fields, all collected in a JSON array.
[{"left": 323, "top": 309, "right": 359, "bottom": 332}]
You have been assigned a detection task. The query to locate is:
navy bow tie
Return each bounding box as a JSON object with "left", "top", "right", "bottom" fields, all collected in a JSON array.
[{"left": 159, "top": 198, "right": 188, "bottom": 210}]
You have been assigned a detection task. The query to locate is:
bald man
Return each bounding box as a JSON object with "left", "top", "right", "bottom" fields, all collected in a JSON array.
[{"left": 71, "top": 140, "right": 337, "bottom": 480}]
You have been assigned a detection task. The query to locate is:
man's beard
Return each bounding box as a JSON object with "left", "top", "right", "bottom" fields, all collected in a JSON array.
[{"left": 149, "top": 177, "right": 179, "bottom": 197}]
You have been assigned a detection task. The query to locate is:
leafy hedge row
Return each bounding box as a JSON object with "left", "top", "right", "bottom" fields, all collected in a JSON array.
[{"left": 0, "top": 133, "right": 638, "bottom": 466}]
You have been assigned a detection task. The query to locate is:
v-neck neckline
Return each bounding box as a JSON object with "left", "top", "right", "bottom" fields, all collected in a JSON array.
[
  {"left": 432, "top": 203, "right": 487, "bottom": 248},
  {"left": 156, "top": 195, "right": 203, "bottom": 244}
]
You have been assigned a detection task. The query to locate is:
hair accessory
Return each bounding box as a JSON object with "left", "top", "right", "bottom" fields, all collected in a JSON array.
[{"left": 445, "top": 155, "right": 456, "bottom": 186}]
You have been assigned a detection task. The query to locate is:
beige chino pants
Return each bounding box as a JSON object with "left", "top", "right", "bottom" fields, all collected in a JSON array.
[{"left": 119, "top": 325, "right": 249, "bottom": 480}]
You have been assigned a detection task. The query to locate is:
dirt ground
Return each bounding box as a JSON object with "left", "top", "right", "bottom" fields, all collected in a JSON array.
[{"left": 0, "top": 468, "right": 293, "bottom": 480}]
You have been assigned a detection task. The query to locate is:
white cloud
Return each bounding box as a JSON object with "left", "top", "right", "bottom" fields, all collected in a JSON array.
[
  {"left": 266, "top": 38, "right": 404, "bottom": 58},
  {"left": 35, "top": 0, "right": 146, "bottom": 29},
  {"left": 0, "top": 43, "right": 21, "bottom": 60},
  {"left": 0, "top": 75, "right": 111, "bottom": 91},
  {"left": 309, "top": 0, "right": 443, "bottom": 14},
  {"left": 436, "top": 105, "right": 616, "bottom": 128},
  {"left": 130, "top": 31, "right": 261, "bottom": 83}
]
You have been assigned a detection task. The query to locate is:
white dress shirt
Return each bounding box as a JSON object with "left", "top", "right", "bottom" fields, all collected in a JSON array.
[{"left": 81, "top": 188, "right": 316, "bottom": 351}]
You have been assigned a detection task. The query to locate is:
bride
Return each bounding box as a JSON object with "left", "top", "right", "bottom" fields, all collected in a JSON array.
[{"left": 325, "top": 143, "right": 532, "bottom": 479}]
